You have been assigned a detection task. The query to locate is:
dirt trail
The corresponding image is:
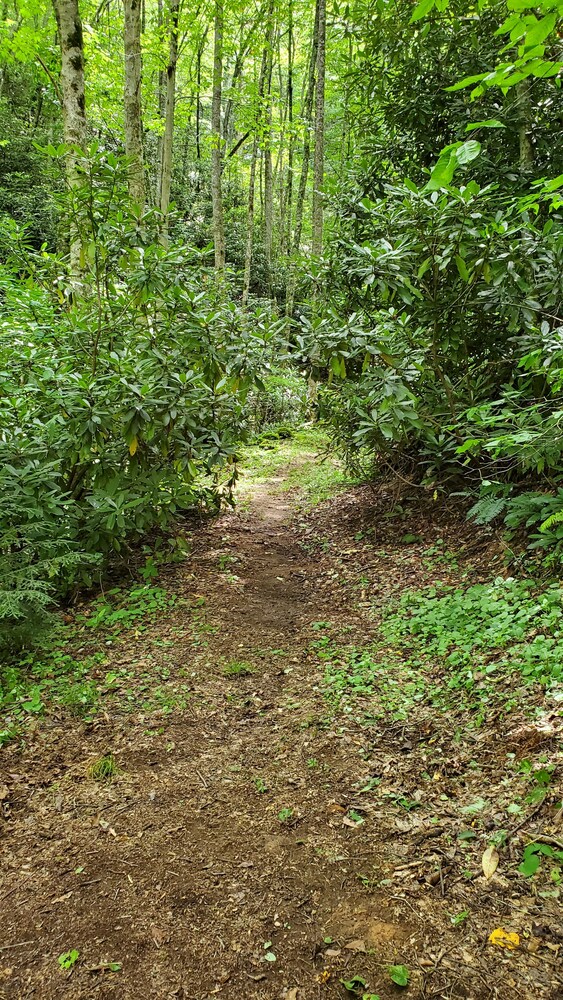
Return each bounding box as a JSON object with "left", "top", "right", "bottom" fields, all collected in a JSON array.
[{"left": 1, "top": 460, "right": 562, "bottom": 1000}]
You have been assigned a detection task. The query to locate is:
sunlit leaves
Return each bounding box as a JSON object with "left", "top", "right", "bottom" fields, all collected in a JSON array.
[{"left": 425, "top": 140, "right": 481, "bottom": 191}]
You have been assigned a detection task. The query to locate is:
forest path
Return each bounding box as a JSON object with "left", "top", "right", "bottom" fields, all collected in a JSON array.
[{"left": 1, "top": 433, "right": 561, "bottom": 1000}]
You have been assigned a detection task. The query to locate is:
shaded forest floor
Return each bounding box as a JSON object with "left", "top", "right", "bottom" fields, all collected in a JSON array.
[{"left": 1, "top": 429, "right": 562, "bottom": 1000}]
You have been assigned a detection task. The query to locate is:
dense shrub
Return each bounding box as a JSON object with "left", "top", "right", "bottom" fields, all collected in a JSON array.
[
  {"left": 0, "top": 149, "right": 289, "bottom": 647},
  {"left": 305, "top": 180, "right": 563, "bottom": 536}
]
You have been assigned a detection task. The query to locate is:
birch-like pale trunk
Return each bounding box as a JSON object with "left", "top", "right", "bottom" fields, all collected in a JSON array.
[
  {"left": 52, "top": 0, "right": 87, "bottom": 275},
  {"left": 123, "top": 0, "right": 145, "bottom": 209},
  {"left": 211, "top": 0, "right": 225, "bottom": 271},
  {"left": 159, "top": 0, "right": 179, "bottom": 239},
  {"left": 312, "top": 0, "right": 326, "bottom": 255}
]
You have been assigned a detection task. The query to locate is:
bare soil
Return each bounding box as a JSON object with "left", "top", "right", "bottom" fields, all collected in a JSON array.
[{"left": 1, "top": 461, "right": 562, "bottom": 999}]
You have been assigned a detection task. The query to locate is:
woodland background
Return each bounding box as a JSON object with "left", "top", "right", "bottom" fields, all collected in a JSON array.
[{"left": 3, "top": 0, "right": 563, "bottom": 644}]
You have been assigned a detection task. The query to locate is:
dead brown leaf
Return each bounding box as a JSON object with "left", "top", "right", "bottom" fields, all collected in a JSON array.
[
  {"left": 482, "top": 845, "right": 499, "bottom": 880},
  {"left": 150, "top": 926, "right": 170, "bottom": 948},
  {"left": 344, "top": 939, "right": 366, "bottom": 953}
]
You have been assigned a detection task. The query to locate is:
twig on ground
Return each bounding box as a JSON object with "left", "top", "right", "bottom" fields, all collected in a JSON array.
[{"left": 0, "top": 940, "right": 35, "bottom": 951}]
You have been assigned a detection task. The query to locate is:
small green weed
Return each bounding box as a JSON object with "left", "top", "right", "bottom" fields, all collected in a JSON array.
[
  {"left": 88, "top": 753, "right": 119, "bottom": 782},
  {"left": 519, "top": 841, "right": 563, "bottom": 878},
  {"left": 278, "top": 807, "right": 294, "bottom": 823},
  {"left": 223, "top": 660, "right": 254, "bottom": 677},
  {"left": 58, "top": 950, "right": 79, "bottom": 970},
  {"left": 217, "top": 553, "right": 237, "bottom": 571},
  {"left": 388, "top": 964, "right": 409, "bottom": 987}
]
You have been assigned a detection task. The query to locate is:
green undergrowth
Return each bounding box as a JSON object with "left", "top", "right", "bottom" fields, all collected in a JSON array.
[
  {"left": 236, "top": 424, "right": 358, "bottom": 509},
  {"left": 0, "top": 583, "right": 185, "bottom": 744},
  {"left": 384, "top": 577, "right": 563, "bottom": 688},
  {"left": 312, "top": 576, "right": 563, "bottom": 729}
]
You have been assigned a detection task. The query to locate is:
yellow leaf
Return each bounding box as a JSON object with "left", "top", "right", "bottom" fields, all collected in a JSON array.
[
  {"left": 482, "top": 845, "right": 499, "bottom": 880},
  {"left": 488, "top": 928, "right": 519, "bottom": 950},
  {"left": 129, "top": 437, "right": 138, "bottom": 456}
]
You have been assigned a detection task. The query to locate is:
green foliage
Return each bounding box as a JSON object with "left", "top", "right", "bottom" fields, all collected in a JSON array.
[
  {"left": 83, "top": 586, "right": 175, "bottom": 632},
  {"left": 384, "top": 577, "right": 563, "bottom": 686},
  {"left": 0, "top": 646, "right": 106, "bottom": 728},
  {"left": 278, "top": 807, "right": 294, "bottom": 823},
  {"left": 519, "top": 841, "right": 563, "bottom": 879},
  {"left": 244, "top": 370, "right": 309, "bottom": 435},
  {"left": 0, "top": 148, "right": 285, "bottom": 640},
  {"left": 223, "top": 660, "right": 254, "bottom": 676}
]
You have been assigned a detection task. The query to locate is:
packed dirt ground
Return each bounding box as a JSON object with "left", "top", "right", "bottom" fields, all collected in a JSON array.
[{"left": 1, "top": 432, "right": 562, "bottom": 999}]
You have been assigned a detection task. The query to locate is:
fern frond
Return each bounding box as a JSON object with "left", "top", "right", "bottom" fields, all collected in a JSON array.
[
  {"left": 467, "top": 496, "right": 507, "bottom": 525},
  {"left": 540, "top": 509, "right": 563, "bottom": 533}
]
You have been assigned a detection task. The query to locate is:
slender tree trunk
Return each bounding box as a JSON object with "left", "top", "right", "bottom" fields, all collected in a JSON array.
[
  {"left": 123, "top": 0, "right": 145, "bottom": 208},
  {"left": 263, "top": 28, "right": 274, "bottom": 291},
  {"left": 159, "top": 0, "right": 179, "bottom": 239},
  {"left": 292, "top": 5, "right": 318, "bottom": 253},
  {"left": 312, "top": 0, "right": 326, "bottom": 255},
  {"left": 211, "top": 0, "right": 225, "bottom": 271},
  {"left": 516, "top": 80, "right": 534, "bottom": 174},
  {"left": 286, "top": 3, "right": 318, "bottom": 320},
  {"left": 282, "top": 0, "right": 294, "bottom": 257},
  {"left": 195, "top": 33, "right": 206, "bottom": 162},
  {"left": 52, "top": 0, "right": 87, "bottom": 275},
  {"left": 242, "top": 134, "right": 259, "bottom": 306},
  {"left": 223, "top": 24, "right": 256, "bottom": 146},
  {"left": 242, "top": 41, "right": 270, "bottom": 306}
]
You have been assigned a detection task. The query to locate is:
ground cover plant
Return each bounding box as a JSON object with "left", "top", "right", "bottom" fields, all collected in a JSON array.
[{"left": 1, "top": 435, "right": 562, "bottom": 1000}]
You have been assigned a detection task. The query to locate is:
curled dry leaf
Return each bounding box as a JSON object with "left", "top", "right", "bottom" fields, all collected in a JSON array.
[{"left": 482, "top": 845, "right": 499, "bottom": 880}]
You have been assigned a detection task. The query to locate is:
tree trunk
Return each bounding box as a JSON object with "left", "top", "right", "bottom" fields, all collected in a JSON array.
[
  {"left": 312, "top": 0, "right": 326, "bottom": 255},
  {"left": 123, "top": 0, "right": 145, "bottom": 209},
  {"left": 516, "top": 80, "right": 534, "bottom": 174},
  {"left": 242, "top": 133, "right": 259, "bottom": 306},
  {"left": 282, "top": 0, "right": 294, "bottom": 257},
  {"left": 262, "top": 27, "right": 274, "bottom": 292},
  {"left": 286, "top": 3, "right": 318, "bottom": 321},
  {"left": 242, "top": 40, "right": 270, "bottom": 306},
  {"left": 292, "top": 4, "right": 318, "bottom": 253},
  {"left": 195, "top": 32, "right": 207, "bottom": 162},
  {"left": 52, "top": 0, "right": 87, "bottom": 275},
  {"left": 159, "top": 0, "right": 179, "bottom": 239},
  {"left": 211, "top": 0, "right": 225, "bottom": 272}
]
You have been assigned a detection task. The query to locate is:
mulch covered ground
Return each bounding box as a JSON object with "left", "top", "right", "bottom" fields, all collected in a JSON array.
[{"left": 1, "top": 469, "right": 562, "bottom": 999}]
